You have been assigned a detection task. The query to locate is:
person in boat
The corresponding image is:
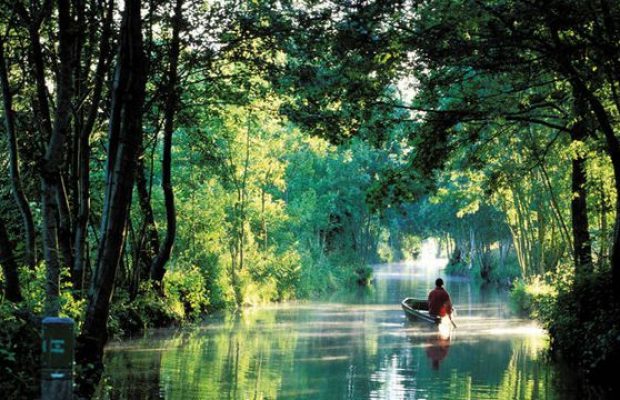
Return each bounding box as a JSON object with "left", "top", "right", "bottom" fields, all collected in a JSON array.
[{"left": 427, "top": 278, "right": 452, "bottom": 318}]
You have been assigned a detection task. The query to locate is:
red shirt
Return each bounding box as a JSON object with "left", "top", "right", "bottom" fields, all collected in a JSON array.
[{"left": 428, "top": 287, "right": 452, "bottom": 317}]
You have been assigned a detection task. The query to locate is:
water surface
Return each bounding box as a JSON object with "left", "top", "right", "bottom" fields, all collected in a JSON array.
[{"left": 96, "top": 262, "right": 574, "bottom": 399}]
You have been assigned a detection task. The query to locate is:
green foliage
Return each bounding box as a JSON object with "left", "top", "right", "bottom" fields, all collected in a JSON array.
[
  {"left": 0, "top": 302, "right": 40, "bottom": 399},
  {"left": 110, "top": 288, "right": 184, "bottom": 337},
  {"left": 109, "top": 268, "right": 211, "bottom": 337},
  {"left": 4, "top": 0, "right": 619, "bottom": 394},
  {"left": 445, "top": 245, "right": 521, "bottom": 285},
  {"left": 487, "top": 252, "right": 521, "bottom": 285},
  {"left": 509, "top": 275, "right": 558, "bottom": 319},
  {"left": 165, "top": 267, "right": 210, "bottom": 320},
  {"left": 401, "top": 235, "right": 422, "bottom": 259},
  {"left": 548, "top": 270, "right": 620, "bottom": 388},
  {"left": 511, "top": 266, "right": 620, "bottom": 390},
  {"left": 445, "top": 260, "right": 472, "bottom": 277}
]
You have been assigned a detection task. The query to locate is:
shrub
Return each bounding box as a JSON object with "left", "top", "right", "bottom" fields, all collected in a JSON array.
[
  {"left": 445, "top": 260, "right": 472, "bottom": 277},
  {"left": 488, "top": 252, "right": 521, "bottom": 286},
  {"left": 295, "top": 248, "right": 371, "bottom": 298},
  {"left": 165, "top": 266, "right": 210, "bottom": 320},
  {"left": 539, "top": 269, "right": 620, "bottom": 390},
  {"left": 0, "top": 302, "right": 41, "bottom": 399},
  {"left": 513, "top": 266, "right": 620, "bottom": 394},
  {"left": 110, "top": 284, "right": 186, "bottom": 337},
  {"left": 509, "top": 275, "right": 556, "bottom": 319}
]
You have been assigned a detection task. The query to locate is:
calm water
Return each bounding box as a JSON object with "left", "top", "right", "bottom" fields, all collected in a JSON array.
[{"left": 96, "top": 262, "right": 575, "bottom": 399}]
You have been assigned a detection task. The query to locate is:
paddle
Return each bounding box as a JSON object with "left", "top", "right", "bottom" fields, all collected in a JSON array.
[{"left": 448, "top": 313, "right": 457, "bottom": 329}]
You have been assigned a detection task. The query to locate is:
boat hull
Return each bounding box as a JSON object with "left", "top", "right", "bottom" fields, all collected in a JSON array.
[{"left": 401, "top": 297, "right": 442, "bottom": 324}]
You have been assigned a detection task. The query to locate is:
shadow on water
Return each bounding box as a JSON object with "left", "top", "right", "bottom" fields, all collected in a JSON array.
[{"left": 94, "top": 262, "right": 581, "bottom": 399}]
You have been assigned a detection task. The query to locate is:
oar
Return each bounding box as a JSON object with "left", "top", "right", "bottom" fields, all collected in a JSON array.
[{"left": 448, "top": 313, "right": 457, "bottom": 329}]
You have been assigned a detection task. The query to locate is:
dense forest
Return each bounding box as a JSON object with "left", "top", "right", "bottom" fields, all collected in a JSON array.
[{"left": 0, "top": 0, "right": 619, "bottom": 398}]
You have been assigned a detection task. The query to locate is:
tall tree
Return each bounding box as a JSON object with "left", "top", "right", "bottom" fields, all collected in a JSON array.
[
  {"left": 134, "top": 155, "right": 160, "bottom": 285},
  {"left": 275, "top": 0, "right": 620, "bottom": 288},
  {"left": 72, "top": 0, "right": 114, "bottom": 293},
  {"left": 570, "top": 93, "right": 593, "bottom": 271},
  {"left": 14, "top": 0, "right": 79, "bottom": 315},
  {"left": 0, "top": 33, "right": 36, "bottom": 269},
  {"left": 406, "top": 0, "right": 620, "bottom": 291},
  {"left": 77, "top": 0, "right": 146, "bottom": 383},
  {"left": 150, "top": 0, "right": 184, "bottom": 286}
]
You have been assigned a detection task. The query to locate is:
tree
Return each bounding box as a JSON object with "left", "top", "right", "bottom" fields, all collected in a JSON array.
[
  {"left": 405, "top": 0, "right": 620, "bottom": 289},
  {"left": 77, "top": 0, "right": 146, "bottom": 387},
  {"left": 270, "top": 0, "right": 618, "bottom": 285},
  {"left": 13, "top": 0, "right": 79, "bottom": 315},
  {"left": 0, "top": 33, "right": 35, "bottom": 270},
  {"left": 150, "top": 0, "right": 184, "bottom": 287},
  {"left": 71, "top": 0, "right": 115, "bottom": 293}
]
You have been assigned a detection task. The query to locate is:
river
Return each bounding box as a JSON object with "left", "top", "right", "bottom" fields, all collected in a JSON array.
[{"left": 95, "top": 262, "right": 576, "bottom": 399}]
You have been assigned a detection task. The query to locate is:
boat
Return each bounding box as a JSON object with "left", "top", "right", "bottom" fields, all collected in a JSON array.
[{"left": 401, "top": 297, "right": 442, "bottom": 324}]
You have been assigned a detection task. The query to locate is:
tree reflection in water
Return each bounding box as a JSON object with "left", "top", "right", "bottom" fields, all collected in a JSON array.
[{"left": 95, "top": 265, "right": 579, "bottom": 399}]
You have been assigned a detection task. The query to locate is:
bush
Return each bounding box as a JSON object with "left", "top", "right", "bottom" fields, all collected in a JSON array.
[
  {"left": 509, "top": 275, "right": 556, "bottom": 319},
  {"left": 109, "top": 287, "right": 185, "bottom": 337},
  {"left": 444, "top": 260, "right": 471, "bottom": 276},
  {"left": 109, "top": 267, "right": 211, "bottom": 337},
  {"left": 353, "top": 264, "right": 373, "bottom": 286},
  {"left": 513, "top": 266, "right": 620, "bottom": 394},
  {"left": 0, "top": 303, "right": 40, "bottom": 399},
  {"left": 540, "top": 269, "right": 620, "bottom": 390},
  {"left": 165, "top": 266, "right": 210, "bottom": 320},
  {"left": 446, "top": 248, "right": 521, "bottom": 286},
  {"left": 488, "top": 253, "right": 521, "bottom": 286},
  {"left": 295, "top": 248, "right": 371, "bottom": 298}
]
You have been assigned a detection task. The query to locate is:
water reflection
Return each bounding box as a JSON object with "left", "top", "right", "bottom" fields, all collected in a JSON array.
[
  {"left": 425, "top": 332, "right": 450, "bottom": 370},
  {"left": 95, "top": 262, "right": 574, "bottom": 399}
]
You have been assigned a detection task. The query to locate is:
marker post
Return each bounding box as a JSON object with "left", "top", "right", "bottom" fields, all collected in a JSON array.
[{"left": 41, "top": 317, "right": 74, "bottom": 400}]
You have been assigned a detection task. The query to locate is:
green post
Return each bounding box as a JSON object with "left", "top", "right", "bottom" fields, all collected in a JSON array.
[{"left": 41, "top": 317, "right": 74, "bottom": 400}]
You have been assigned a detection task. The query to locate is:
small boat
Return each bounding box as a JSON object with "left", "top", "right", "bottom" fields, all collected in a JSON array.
[{"left": 401, "top": 297, "right": 442, "bottom": 324}]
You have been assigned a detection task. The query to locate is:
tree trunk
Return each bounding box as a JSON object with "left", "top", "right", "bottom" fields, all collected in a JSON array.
[
  {"left": 230, "top": 242, "right": 242, "bottom": 307},
  {"left": 500, "top": 238, "right": 512, "bottom": 271},
  {"left": 76, "top": 0, "right": 146, "bottom": 391},
  {"left": 561, "top": 64, "right": 620, "bottom": 295},
  {"left": 0, "top": 38, "right": 36, "bottom": 269},
  {"left": 261, "top": 186, "right": 267, "bottom": 249},
  {"left": 468, "top": 227, "right": 475, "bottom": 270},
  {"left": 150, "top": 0, "right": 183, "bottom": 285},
  {"left": 17, "top": 4, "right": 58, "bottom": 313},
  {"left": 72, "top": 0, "right": 114, "bottom": 293},
  {"left": 56, "top": 177, "right": 74, "bottom": 269},
  {"left": 136, "top": 155, "right": 160, "bottom": 278},
  {"left": 48, "top": 0, "right": 79, "bottom": 275},
  {"left": 0, "top": 216, "right": 22, "bottom": 302},
  {"left": 24, "top": 0, "right": 78, "bottom": 316},
  {"left": 599, "top": 179, "right": 608, "bottom": 269},
  {"left": 570, "top": 96, "right": 593, "bottom": 273}
]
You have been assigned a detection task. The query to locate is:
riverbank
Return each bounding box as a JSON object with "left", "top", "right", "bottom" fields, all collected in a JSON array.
[
  {"left": 0, "top": 256, "right": 370, "bottom": 398},
  {"left": 444, "top": 257, "right": 620, "bottom": 398},
  {"left": 512, "top": 268, "right": 620, "bottom": 397}
]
